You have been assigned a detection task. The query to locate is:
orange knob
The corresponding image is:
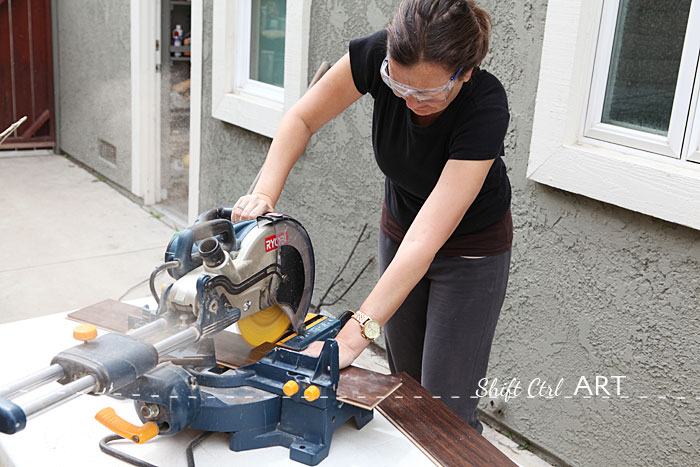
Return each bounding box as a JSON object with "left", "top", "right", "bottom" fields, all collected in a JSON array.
[
  {"left": 303, "top": 385, "right": 321, "bottom": 402},
  {"left": 283, "top": 380, "right": 299, "bottom": 396},
  {"left": 73, "top": 324, "right": 97, "bottom": 342}
]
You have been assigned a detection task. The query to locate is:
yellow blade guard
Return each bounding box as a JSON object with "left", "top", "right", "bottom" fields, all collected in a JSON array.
[{"left": 237, "top": 304, "right": 291, "bottom": 346}]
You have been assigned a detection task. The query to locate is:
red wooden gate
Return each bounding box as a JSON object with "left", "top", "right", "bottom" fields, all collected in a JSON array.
[{"left": 0, "top": 0, "right": 55, "bottom": 150}]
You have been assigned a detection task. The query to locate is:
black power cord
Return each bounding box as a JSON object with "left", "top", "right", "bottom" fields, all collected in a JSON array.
[
  {"left": 99, "top": 434, "right": 158, "bottom": 467},
  {"left": 99, "top": 431, "right": 215, "bottom": 467},
  {"left": 185, "top": 432, "right": 214, "bottom": 467}
]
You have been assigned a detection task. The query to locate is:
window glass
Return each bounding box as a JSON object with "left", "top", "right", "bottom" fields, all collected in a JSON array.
[
  {"left": 602, "top": 0, "right": 692, "bottom": 136},
  {"left": 250, "top": 0, "right": 286, "bottom": 87}
]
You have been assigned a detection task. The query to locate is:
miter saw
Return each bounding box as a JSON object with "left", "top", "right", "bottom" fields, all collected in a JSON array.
[{"left": 0, "top": 208, "right": 373, "bottom": 466}]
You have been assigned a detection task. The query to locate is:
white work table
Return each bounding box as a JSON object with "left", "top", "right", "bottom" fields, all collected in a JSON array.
[{"left": 0, "top": 311, "right": 434, "bottom": 467}]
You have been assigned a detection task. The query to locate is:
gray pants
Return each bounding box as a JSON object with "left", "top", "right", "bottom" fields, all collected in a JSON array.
[{"left": 379, "top": 230, "right": 511, "bottom": 433}]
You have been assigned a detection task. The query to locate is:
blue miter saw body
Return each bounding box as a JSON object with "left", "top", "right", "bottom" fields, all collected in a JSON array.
[
  {"left": 0, "top": 208, "right": 373, "bottom": 466},
  {"left": 119, "top": 339, "right": 372, "bottom": 466}
]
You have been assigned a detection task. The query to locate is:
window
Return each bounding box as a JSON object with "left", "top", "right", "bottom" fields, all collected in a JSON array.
[
  {"left": 250, "top": 0, "right": 286, "bottom": 88},
  {"left": 211, "top": 0, "right": 311, "bottom": 138},
  {"left": 528, "top": 0, "right": 700, "bottom": 230},
  {"left": 584, "top": 0, "right": 700, "bottom": 160}
]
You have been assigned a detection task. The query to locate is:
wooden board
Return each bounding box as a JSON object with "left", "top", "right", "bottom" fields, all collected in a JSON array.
[
  {"left": 336, "top": 366, "right": 402, "bottom": 410},
  {"left": 67, "top": 299, "right": 134, "bottom": 333},
  {"left": 378, "top": 372, "right": 518, "bottom": 467},
  {"left": 67, "top": 300, "right": 401, "bottom": 409}
]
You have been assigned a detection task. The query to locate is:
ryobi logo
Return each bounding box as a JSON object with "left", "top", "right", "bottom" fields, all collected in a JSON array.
[{"left": 264, "top": 231, "right": 288, "bottom": 252}]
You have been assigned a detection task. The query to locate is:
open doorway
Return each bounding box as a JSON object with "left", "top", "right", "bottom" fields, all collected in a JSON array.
[{"left": 157, "top": 0, "right": 191, "bottom": 224}]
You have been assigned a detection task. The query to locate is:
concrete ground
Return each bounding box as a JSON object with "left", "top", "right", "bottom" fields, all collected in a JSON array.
[
  {"left": 0, "top": 152, "right": 551, "bottom": 467},
  {"left": 0, "top": 152, "right": 177, "bottom": 323}
]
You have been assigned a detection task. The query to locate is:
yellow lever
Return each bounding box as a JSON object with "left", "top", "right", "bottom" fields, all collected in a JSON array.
[{"left": 95, "top": 407, "right": 159, "bottom": 444}]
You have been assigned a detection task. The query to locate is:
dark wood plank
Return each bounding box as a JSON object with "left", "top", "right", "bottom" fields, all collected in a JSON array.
[
  {"left": 336, "top": 366, "right": 402, "bottom": 410},
  {"left": 10, "top": 0, "right": 33, "bottom": 126},
  {"left": 20, "top": 108, "right": 48, "bottom": 138},
  {"left": 0, "top": 138, "right": 54, "bottom": 149},
  {"left": 29, "top": 0, "right": 53, "bottom": 140},
  {"left": 0, "top": 0, "right": 15, "bottom": 129},
  {"left": 378, "top": 372, "right": 517, "bottom": 467},
  {"left": 66, "top": 300, "right": 402, "bottom": 408}
]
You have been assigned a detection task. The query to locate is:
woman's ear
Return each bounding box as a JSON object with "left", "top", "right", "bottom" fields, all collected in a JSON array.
[{"left": 462, "top": 67, "right": 474, "bottom": 83}]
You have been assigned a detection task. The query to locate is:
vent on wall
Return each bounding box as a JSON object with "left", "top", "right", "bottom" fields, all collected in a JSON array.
[{"left": 98, "top": 139, "right": 117, "bottom": 165}]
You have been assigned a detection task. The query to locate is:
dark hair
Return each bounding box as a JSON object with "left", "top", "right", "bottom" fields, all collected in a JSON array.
[{"left": 386, "top": 0, "right": 492, "bottom": 73}]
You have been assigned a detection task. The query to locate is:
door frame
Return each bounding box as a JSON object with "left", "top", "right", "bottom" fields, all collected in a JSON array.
[
  {"left": 130, "top": 0, "right": 161, "bottom": 205},
  {"left": 188, "top": 0, "right": 203, "bottom": 224}
]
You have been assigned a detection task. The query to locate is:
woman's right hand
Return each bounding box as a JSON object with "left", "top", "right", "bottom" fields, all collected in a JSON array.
[{"left": 231, "top": 193, "right": 275, "bottom": 223}]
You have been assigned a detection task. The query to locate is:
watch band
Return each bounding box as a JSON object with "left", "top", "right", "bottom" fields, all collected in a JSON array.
[{"left": 352, "top": 310, "right": 371, "bottom": 326}]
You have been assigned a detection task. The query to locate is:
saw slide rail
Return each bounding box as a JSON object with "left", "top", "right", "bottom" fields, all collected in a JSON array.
[{"left": 0, "top": 321, "right": 202, "bottom": 434}]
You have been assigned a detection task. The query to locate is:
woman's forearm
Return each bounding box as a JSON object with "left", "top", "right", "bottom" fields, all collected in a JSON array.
[
  {"left": 361, "top": 239, "right": 433, "bottom": 325},
  {"left": 334, "top": 238, "right": 435, "bottom": 355},
  {"left": 252, "top": 111, "right": 314, "bottom": 208}
]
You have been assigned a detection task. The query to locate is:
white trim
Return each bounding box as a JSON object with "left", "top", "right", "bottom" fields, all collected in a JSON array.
[
  {"left": 188, "top": 0, "right": 203, "bottom": 224},
  {"left": 211, "top": 0, "right": 311, "bottom": 138},
  {"left": 528, "top": 0, "right": 700, "bottom": 230},
  {"left": 130, "top": 0, "right": 161, "bottom": 205}
]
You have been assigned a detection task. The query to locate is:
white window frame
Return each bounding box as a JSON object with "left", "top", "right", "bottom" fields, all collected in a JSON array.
[
  {"left": 687, "top": 66, "right": 700, "bottom": 163},
  {"left": 584, "top": 0, "right": 700, "bottom": 159},
  {"left": 211, "top": 0, "right": 311, "bottom": 138},
  {"left": 528, "top": 0, "right": 700, "bottom": 230}
]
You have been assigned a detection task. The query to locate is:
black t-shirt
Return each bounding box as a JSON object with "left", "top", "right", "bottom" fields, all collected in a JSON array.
[{"left": 349, "top": 30, "right": 511, "bottom": 238}]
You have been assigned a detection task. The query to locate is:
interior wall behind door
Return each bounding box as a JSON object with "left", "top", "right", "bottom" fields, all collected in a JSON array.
[{"left": 54, "top": 0, "right": 132, "bottom": 188}]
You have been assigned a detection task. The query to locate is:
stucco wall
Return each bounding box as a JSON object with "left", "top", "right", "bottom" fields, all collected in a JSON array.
[
  {"left": 198, "top": 1, "right": 700, "bottom": 465},
  {"left": 54, "top": 0, "right": 131, "bottom": 188},
  {"left": 478, "top": 1, "right": 700, "bottom": 466}
]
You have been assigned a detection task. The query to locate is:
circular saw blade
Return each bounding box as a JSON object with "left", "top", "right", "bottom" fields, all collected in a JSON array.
[{"left": 237, "top": 304, "right": 291, "bottom": 346}]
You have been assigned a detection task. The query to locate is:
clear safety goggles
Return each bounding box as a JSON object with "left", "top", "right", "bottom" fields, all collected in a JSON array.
[{"left": 380, "top": 56, "right": 464, "bottom": 104}]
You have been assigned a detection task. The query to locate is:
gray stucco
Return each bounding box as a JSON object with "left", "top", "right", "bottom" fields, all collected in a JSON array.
[
  {"left": 478, "top": 1, "right": 700, "bottom": 465},
  {"left": 54, "top": 0, "right": 132, "bottom": 188},
  {"left": 198, "top": 1, "right": 700, "bottom": 465}
]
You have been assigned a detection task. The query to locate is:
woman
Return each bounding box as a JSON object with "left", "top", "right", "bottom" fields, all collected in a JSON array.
[{"left": 233, "top": 0, "right": 511, "bottom": 433}]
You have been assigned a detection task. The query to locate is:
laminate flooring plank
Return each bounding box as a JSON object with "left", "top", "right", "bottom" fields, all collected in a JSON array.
[
  {"left": 336, "top": 366, "right": 402, "bottom": 410},
  {"left": 66, "top": 299, "right": 135, "bottom": 332},
  {"left": 378, "top": 372, "right": 518, "bottom": 467}
]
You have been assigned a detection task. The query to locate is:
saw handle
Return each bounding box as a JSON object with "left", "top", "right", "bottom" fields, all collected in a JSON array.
[
  {"left": 195, "top": 206, "right": 235, "bottom": 224},
  {"left": 166, "top": 219, "right": 235, "bottom": 279},
  {"left": 95, "top": 407, "right": 158, "bottom": 444}
]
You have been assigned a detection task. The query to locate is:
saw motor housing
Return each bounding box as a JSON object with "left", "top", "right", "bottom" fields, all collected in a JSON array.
[{"left": 163, "top": 210, "right": 315, "bottom": 345}]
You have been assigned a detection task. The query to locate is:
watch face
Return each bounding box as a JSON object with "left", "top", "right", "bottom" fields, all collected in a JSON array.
[{"left": 363, "top": 320, "right": 381, "bottom": 340}]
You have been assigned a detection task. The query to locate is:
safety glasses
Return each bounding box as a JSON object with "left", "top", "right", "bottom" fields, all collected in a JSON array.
[{"left": 380, "top": 56, "right": 464, "bottom": 104}]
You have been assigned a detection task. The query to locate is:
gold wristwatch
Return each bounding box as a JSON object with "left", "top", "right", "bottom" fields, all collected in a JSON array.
[{"left": 351, "top": 310, "right": 381, "bottom": 341}]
